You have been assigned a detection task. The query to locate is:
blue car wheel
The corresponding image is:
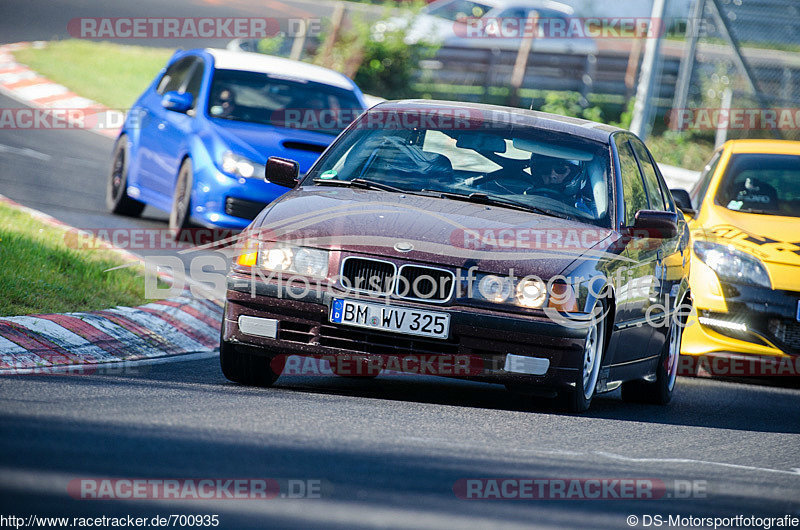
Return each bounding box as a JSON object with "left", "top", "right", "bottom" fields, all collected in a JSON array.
[
  {"left": 107, "top": 135, "right": 145, "bottom": 217},
  {"left": 169, "top": 158, "right": 194, "bottom": 233}
]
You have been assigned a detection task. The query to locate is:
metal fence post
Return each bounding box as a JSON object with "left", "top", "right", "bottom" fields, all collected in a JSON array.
[
  {"left": 630, "top": 0, "right": 667, "bottom": 140},
  {"left": 672, "top": 0, "right": 706, "bottom": 127}
]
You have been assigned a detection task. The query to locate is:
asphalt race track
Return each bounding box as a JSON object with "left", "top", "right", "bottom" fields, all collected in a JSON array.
[
  {"left": 1, "top": 356, "right": 799, "bottom": 528},
  {"left": 1, "top": 0, "right": 800, "bottom": 527}
]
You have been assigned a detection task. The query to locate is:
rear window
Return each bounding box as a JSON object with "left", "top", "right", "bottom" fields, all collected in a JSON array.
[{"left": 715, "top": 153, "right": 800, "bottom": 217}]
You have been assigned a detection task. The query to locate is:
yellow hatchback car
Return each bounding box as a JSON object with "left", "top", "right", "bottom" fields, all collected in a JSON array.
[{"left": 670, "top": 140, "right": 800, "bottom": 371}]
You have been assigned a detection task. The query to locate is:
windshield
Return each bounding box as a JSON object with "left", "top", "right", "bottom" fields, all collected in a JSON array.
[
  {"left": 715, "top": 153, "right": 800, "bottom": 217},
  {"left": 426, "top": 0, "right": 492, "bottom": 20},
  {"left": 303, "top": 116, "right": 613, "bottom": 227},
  {"left": 207, "top": 69, "right": 363, "bottom": 135}
]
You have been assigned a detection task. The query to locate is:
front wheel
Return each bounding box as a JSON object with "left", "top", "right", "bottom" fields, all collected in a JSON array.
[
  {"left": 106, "top": 135, "right": 145, "bottom": 217},
  {"left": 560, "top": 302, "right": 607, "bottom": 413},
  {"left": 621, "top": 307, "right": 686, "bottom": 405}
]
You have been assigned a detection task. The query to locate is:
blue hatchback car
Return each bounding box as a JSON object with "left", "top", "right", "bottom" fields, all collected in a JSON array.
[{"left": 106, "top": 48, "right": 368, "bottom": 231}]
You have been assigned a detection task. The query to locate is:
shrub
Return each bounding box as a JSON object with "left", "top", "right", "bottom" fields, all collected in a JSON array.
[
  {"left": 540, "top": 91, "right": 604, "bottom": 122},
  {"left": 314, "top": 2, "right": 437, "bottom": 99}
]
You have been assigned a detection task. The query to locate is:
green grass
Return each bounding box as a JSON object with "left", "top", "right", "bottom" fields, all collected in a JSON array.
[
  {"left": 645, "top": 133, "right": 715, "bottom": 171},
  {"left": 0, "top": 202, "right": 154, "bottom": 316},
  {"left": 13, "top": 40, "right": 172, "bottom": 109}
]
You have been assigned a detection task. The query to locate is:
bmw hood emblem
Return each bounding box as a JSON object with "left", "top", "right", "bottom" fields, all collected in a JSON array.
[{"left": 394, "top": 241, "right": 414, "bottom": 253}]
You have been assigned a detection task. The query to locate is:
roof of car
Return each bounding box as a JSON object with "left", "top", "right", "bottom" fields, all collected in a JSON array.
[
  {"left": 484, "top": 0, "right": 574, "bottom": 14},
  {"left": 724, "top": 139, "right": 800, "bottom": 155},
  {"left": 205, "top": 49, "right": 356, "bottom": 91},
  {"left": 435, "top": 0, "right": 574, "bottom": 14},
  {"left": 372, "top": 100, "right": 624, "bottom": 142}
]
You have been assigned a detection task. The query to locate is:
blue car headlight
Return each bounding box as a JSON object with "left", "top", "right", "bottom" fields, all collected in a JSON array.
[
  {"left": 693, "top": 240, "right": 771, "bottom": 288},
  {"left": 221, "top": 151, "right": 265, "bottom": 179}
]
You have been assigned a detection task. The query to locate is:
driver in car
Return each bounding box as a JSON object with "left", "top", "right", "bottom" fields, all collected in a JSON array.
[
  {"left": 530, "top": 153, "right": 595, "bottom": 216},
  {"left": 210, "top": 86, "right": 237, "bottom": 118}
]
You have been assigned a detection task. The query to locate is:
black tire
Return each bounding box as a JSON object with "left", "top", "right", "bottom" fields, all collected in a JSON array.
[
  {"left": 559, "top": 301, "right": 608, "bottom": 413},
  {"left": 219, "top": 327, "right": 280, "bottom": 387},
  {"left": 169, "top": 158, "right": 193, "bottom": 234},
  {"left": 621, "top": 305, "right": 686, "bottom": 405},
  {"left": 106, "top": 135, "right": 145, "bottom": 217}
]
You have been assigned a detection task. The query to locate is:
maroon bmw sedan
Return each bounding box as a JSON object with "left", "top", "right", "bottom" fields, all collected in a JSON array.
[{"left": 220, "top": 100, "right": 692, "bottom": 412}]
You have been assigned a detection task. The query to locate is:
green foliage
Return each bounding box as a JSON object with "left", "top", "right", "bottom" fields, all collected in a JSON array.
[
  {"left": 355, "top": 22, "right": 435, "bottom": 99},
  {"left": 645, "top": 131, "right": 715, "bottom": 171},
  {"left": 610, "top": 98, "right": 635, "bottom": 129},
  {"left": 315, "top": 2, "right": 437, "bottom": 99},
  {"left": 540, "top": 91, "right": 604, "bottom": 123},
  {"left": 257, "top": 35, "right": 286, "bottom": 55}
]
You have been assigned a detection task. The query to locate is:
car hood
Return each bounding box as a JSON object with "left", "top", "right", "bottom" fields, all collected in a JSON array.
[
  {"left": 209, "top": 118, "right": 335, "bottom": 173},
  {"left": 251, "top": 187, "right": 618, "bottom": 278},
  {"left": 695, "top": 205, "right": 800, "bottom": 268}
]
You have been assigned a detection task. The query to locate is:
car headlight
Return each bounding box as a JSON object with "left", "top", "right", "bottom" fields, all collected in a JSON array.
[
  {"left": 236, "top": 241, "right": 329, "bottom": 279},
  {"left": 693, "top": 240, "right": 771, "bottom": 288},
  {"left": 516, "top": 277, "right": 547, "bottom": 308},
  {"left": 473, "top": 274, "right": 547, "bottom": 309},
  {"left": 221, "top": 151, "right": 265, "bottom": 179}
]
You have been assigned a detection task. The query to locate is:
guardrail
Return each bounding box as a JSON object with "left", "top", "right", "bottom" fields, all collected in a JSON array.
[
  {"left": 416, "top": 46, "right": 680, "bottom": 105},
  {"left": 416, "top": 42, "right": 800, "bottom": 111}
]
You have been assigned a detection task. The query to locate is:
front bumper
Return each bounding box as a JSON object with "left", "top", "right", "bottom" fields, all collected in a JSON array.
[
  {"left": 222, "top": 272, "right": 592, "bottom": 387},
  {"left": 191, "top": 166, "right": 286, "bottom": 229},
  {"left": 682, "top": 279, "right": 800, "bottom": 357}
]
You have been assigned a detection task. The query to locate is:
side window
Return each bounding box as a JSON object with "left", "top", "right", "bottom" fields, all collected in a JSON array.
[
  {"left": 630, "top": 138, "right": 666, "bottom": 211},
  {"left": 616, "top": 137, "right": 648, "bottom": 226},
  {"left": 690, "top": 150, "right": 721, "bottom": 210},
  {"left": 156, "top": 57, "right": 194, "bottom": 95},
  {"left": 655, "top": 166, "right": 675, "bottom": 212},
  {"left": 183, "top": 61, "right": 205, "bottom": 110}
]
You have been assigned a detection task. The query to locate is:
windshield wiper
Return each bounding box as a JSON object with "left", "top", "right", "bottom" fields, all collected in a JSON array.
[
  {"left": 422, "top": 190, "right": 573, "bottom": 220},
  {"left": 312, "top": 178, "right": 406, "bottom": 193},
  {"left": 735, "top": 208, "right": 779, "bottom": 216}
]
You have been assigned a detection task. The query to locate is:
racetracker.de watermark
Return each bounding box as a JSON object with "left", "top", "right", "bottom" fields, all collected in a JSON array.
[
  {"left": 454, "top": 478, "right": 708, "bottom": 500},
  {"left": 677, "top": 355, "right": 800, "bottom": 377},
  {"left": 67, "top": 478, "right": 323, "bottom": 500},
  {"left": 454, "top": 17, "right": 667, "bottom": 39},
  {"left": 277, "top": 107, "right": 562, "bottom": 131},
  {"left": 0, "top": 108, "right": 126, "bottom": 131},
  {"left": 273, "top": 353, "right": 484, "bottom": 377},
  {"left": 64, "top": 228, "right": 238, "bottom": 251},
  {"left": 68, "top": 17, "right": 321, "bottom": 39},
  {"left": 667, "top": 108, "right": 800, "bottom": 131}
]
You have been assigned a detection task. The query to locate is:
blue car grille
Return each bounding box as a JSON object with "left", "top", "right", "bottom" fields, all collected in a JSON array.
[{"left": 225, "top": 197, "right": 268, "bottom": 220}]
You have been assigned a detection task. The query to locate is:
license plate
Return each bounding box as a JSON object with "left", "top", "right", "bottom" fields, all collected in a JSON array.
[{"left": 330, "top": 299, "right": 450, "bottom": 340}]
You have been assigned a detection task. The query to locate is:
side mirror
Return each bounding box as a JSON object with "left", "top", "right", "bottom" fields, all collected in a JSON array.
[
  {"left": 161, "top": 91, "right": 193, "bottom": 113},
  {"left": 627, "top": 210, "right": 678, "bottom": 239},
  {"left": 265, "top": 156, "right": 299, "bottom": 188},
  {"left": 670, "top": 188, "right": 696, "bottom": 217}
]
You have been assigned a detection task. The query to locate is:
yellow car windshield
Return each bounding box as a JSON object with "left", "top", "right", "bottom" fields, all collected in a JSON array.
[{"left": 715, "top": 153, "right": 800, "bottom": 217}]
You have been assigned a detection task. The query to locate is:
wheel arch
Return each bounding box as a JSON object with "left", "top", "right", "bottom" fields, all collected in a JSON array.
[{"left": 583, "top": 275, "right": 616, "bottom": 352}]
